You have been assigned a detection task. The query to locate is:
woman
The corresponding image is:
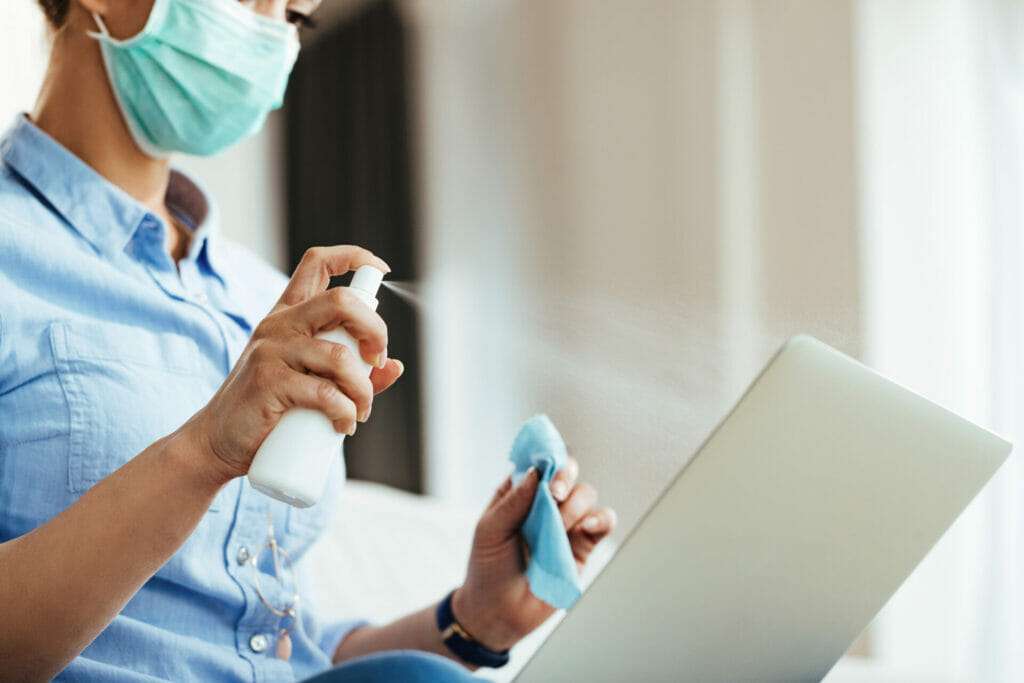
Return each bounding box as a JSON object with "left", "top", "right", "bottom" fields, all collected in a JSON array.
[{"left": 0, "top": 0, "right": 616, "bottom": 680}]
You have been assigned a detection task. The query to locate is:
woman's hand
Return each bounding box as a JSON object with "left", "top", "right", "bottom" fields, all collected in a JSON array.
[
  {"left": 452, "top": 458, "right": 617, "bottom": 652},
  {"left": 180, "top": 246, "right": 405, "bottom": 484}
]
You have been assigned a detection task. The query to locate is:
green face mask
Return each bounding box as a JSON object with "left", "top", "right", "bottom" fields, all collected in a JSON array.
[{"left": 90, "top": 0, "right": 300, "bottom": 158}]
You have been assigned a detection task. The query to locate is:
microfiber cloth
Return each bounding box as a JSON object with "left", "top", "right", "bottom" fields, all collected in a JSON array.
[{"left": 509, "top": 415, "right": 582, "bottom": 609}]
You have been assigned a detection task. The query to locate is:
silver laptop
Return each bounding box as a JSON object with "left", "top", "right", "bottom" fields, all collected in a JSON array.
[{"left": 517, "top": 335, "right": 1011, "bottom": 682}]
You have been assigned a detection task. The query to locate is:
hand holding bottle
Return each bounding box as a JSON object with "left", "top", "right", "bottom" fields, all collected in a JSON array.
[{"left": 180, "top": 246, "right": 404, "bottom": 486}]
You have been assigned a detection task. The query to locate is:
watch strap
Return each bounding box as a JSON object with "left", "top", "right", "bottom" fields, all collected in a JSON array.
[{"left": 436, "top": 590, "right": 511, "bottom": 669}]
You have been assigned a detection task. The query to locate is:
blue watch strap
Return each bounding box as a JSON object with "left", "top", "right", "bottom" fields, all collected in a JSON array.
[{"left": 436, "top": 590, "right": 511, "bottom": 669}]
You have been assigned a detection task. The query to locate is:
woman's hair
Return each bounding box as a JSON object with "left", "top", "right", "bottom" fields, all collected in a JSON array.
[{"left": 37, "top": 0, "right": 70, "bottom": 28}]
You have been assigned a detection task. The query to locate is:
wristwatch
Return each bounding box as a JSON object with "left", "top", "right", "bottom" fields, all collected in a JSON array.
[{"left": 436, "top": 590, "right": 511, "bottom": 669}]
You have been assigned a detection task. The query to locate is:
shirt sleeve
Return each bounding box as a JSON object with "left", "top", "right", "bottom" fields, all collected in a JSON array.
[
  {"left": 318, "top": 617, "right": 370, "bottom": 661},
  {"left": 0, "top": 311, "right": 7, "bottom": 393}
]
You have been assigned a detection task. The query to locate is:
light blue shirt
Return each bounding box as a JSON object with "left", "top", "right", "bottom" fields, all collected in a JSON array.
[{"left": 0, "top": 116, "right": 361, "bottom": 681}]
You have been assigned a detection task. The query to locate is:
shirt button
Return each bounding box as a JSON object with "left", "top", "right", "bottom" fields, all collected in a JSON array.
[
  {"left": 249, "top": 633, "right": 270, "bottom": 654},
  {"left": 236, "top": 545, "right": 251, "bottom": 565}
]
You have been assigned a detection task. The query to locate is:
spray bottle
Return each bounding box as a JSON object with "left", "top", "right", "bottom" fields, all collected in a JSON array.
[{"left": 247, "top": 265, "right": 386, "bottom": 507}]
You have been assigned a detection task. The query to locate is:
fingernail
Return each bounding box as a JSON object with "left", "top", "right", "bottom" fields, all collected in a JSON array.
[
  {"left": 377, "top": 350, "right": 388, "bottom": 369},
  {"left": 551, "top": 481, "right": 568, "bottom": 501},
  {"left": 345, "top": 423, "right": 357, "bottom": 436},
  {"left": 523, "top": 467, "right": 537, "bottom": 483},
  {"left": 358, "top": 405, "right": 371, "bottom": 423},
  {"left": 394, "top": 359, "right": 405, "bottom": 376},
  {"left": 584, "top": 516, "right": 600, "bottom": 531}
]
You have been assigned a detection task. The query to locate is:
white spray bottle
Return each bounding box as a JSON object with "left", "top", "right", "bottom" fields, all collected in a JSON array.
[{"left": 248, "top": 265, "right": 386, "bottom": 507}]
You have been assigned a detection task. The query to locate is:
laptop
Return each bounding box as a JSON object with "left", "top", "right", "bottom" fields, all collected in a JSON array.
[{"left": 516, "top": 335, "right": 1012, "bottom": 682}]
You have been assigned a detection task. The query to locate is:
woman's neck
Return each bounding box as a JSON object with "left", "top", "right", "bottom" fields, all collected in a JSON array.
[{"left": 31, "top": 13, "right": 187, "bottom": 261}]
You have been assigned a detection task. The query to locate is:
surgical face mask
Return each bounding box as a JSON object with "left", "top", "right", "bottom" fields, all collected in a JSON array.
[{"left": 89, "top": 0, "right": 300, "bottom": 158}]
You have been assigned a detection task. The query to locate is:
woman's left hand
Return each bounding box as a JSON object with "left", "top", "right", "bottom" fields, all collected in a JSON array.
[{"left": 452, "top": 458, "right": 616, "bottom": 653}]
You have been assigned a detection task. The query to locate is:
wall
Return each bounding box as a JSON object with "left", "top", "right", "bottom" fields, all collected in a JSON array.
[
  {"left": 407, "top": 0, "right": 861, "bottom": 530},
  {"left": 1, "top": 4, "right": 48, "bottom": 124}
]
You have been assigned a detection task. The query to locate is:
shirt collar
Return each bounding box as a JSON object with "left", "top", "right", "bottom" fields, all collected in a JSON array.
[
  {"left": 164, "top": 166, "right": 227, "bottom": 278},
  {"left": 0, "top": 114, "right": 226, "bottom": 278}
]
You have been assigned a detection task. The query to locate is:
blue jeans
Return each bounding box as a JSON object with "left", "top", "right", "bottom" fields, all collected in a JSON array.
[{"left": 303, "top": 650, "right": 483, "bottom": 682}]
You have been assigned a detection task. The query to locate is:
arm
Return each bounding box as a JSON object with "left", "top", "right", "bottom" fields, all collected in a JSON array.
[
  {"left": 0, "top": 246, "right": 400, "bottom": 682},
  {"left": 0, "top": 431, "right": 225, "bottom": 681},
  {"left": 332, "top": 606, "right": 459, "bottom": 666},
  {"left": 333, "top": 461, "right": 617, "bottom": 668}
]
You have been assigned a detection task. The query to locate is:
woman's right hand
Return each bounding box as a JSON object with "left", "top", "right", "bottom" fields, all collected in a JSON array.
[{"left": 180, "top": 246, "right": 405, "bottom": 485}]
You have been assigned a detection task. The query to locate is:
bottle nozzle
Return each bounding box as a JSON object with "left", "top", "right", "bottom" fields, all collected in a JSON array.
[{"left": 350, "top": 265, "right": 386, "bottom": 297}]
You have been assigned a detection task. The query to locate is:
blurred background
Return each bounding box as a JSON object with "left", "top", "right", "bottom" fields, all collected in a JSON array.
[{"left": 5, "top": 0, "right": 1024, "bottom": 680}]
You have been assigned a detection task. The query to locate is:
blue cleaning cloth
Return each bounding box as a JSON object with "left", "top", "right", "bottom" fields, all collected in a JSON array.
[{"left": 509, "top": 415, "right": 582, "bottom": 609}]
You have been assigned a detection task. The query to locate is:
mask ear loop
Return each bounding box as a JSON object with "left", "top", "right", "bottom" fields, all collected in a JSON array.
[{"left": 87, "top": 12, "right": 112, "bottom": 40}]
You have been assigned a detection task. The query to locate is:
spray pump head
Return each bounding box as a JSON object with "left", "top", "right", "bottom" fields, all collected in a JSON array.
[{"left": 350, "top": 265, "right": 386, "bottom": 297}]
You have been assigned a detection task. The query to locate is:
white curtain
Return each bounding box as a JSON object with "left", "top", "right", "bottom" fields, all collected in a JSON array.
[
  {"left": 857, "top": 0, "right": 1024, "bottom": 680},
  {"left": 981, "top": 0, "right": 1024, "bottom": 679}
]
